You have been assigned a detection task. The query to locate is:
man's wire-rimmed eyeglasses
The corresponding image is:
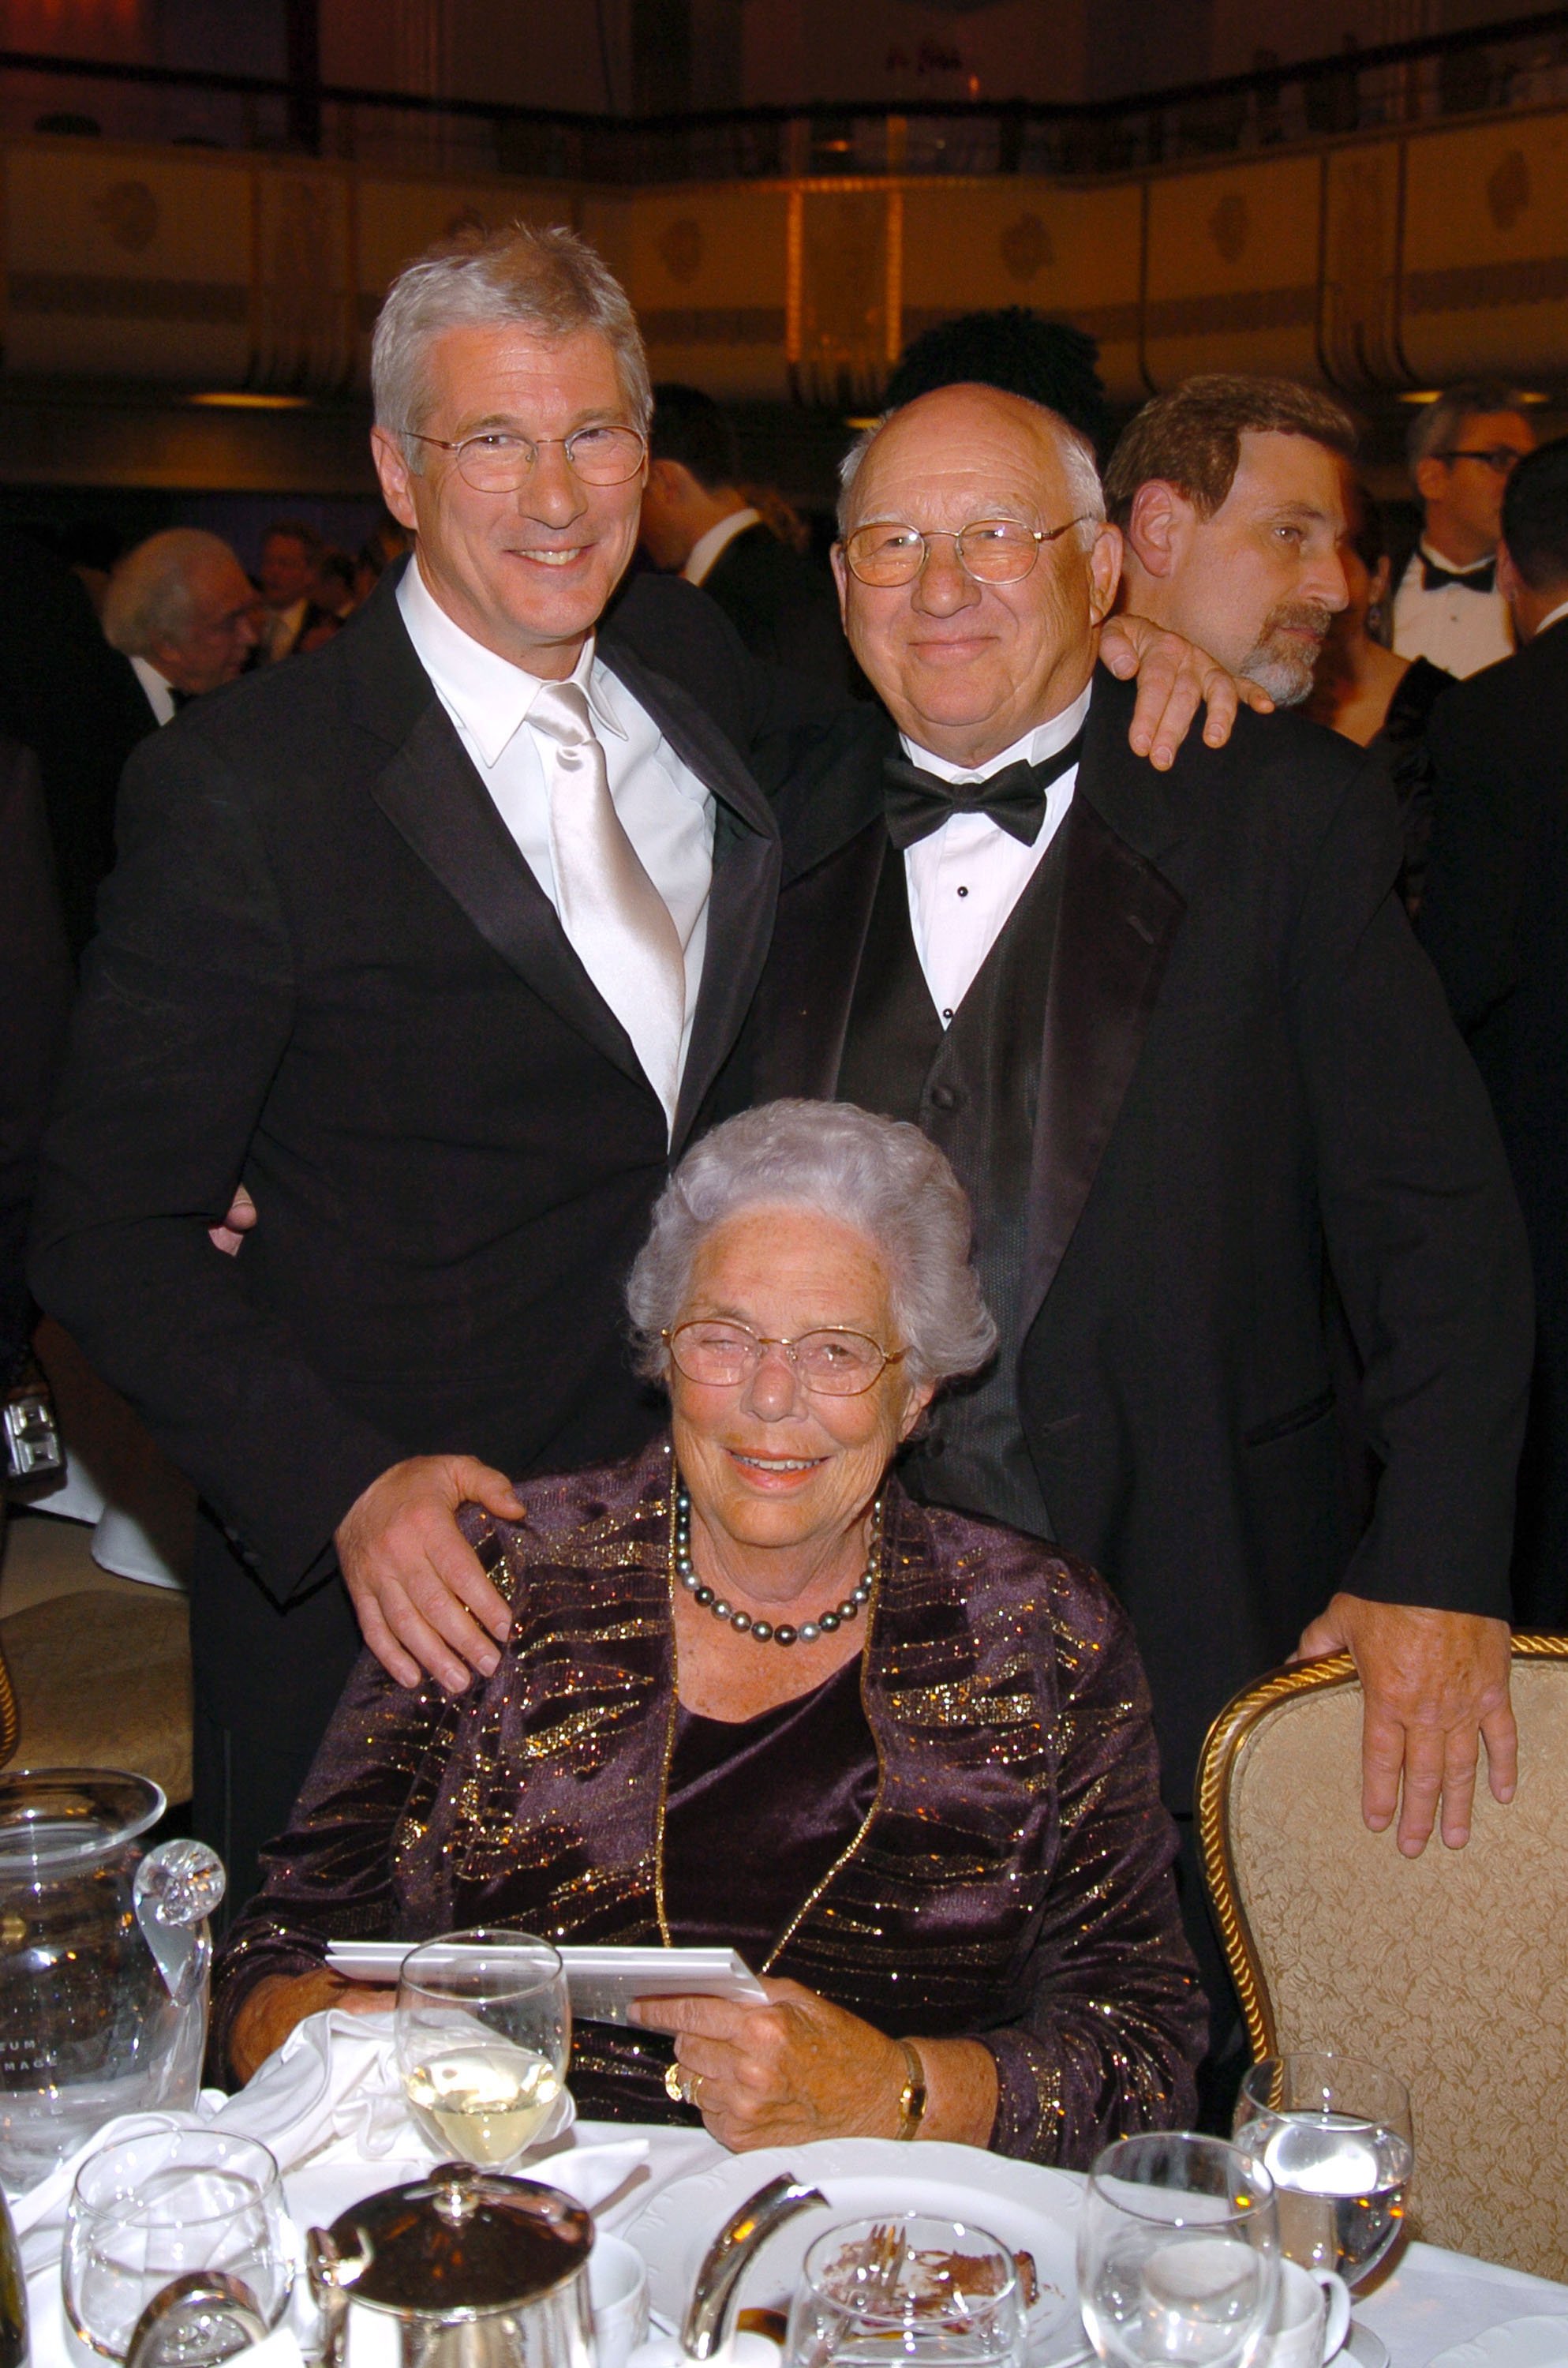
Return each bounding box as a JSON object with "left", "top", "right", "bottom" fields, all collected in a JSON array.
[
  {"left": 1433, "top": 448, "right": 1529, "bottom": 477},
  {"left": 840, "top": 515, "right": 1093, "bottom": 588},
  {"left": 404, "top": 424, "right": 648, "bottom": 492},
  {"left": 664, "top": 1320, "right": 907, "bottom": 1397}
]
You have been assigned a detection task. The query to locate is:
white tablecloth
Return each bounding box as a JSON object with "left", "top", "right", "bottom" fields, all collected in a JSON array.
[
  {"left": 583, "top": 2123, "right": 1568, "bottom": 2368},
  {"left": 24, "top": 2114, "right": 1568, "bottom": 2368}
]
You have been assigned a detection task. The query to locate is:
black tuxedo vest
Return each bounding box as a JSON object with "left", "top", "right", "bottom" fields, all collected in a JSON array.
[{"left": 837, "top": 828, "right": 1067, "bottom": 1537}]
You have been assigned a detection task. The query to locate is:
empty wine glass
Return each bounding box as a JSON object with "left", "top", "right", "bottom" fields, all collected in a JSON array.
[
  {"left": 395, "top": 1927, "right": 571, "bottom": 2168},
  {"left": 63, "top": 2129, "right": 292, "bottom": 2366},
  {"left": 786, "top": 2215, "right": 1024, "bottom": 2368},
  {"left": 1077, "top": 2133, "right": 1279, "bottom": 2368},
  {"left": 1232, "top": 2052, "right": 1413, "bottom": 2287}
]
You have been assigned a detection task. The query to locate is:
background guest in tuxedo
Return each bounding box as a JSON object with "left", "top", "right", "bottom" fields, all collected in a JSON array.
[
  {"left": 1109, "top": 373, "right": 1357, "bottom": 706},
  {"left": 103, "top": 530, "right": 261, "bottom": 725},
  {"left": 0, "top": 524, "right": 155, "bottom": 959},
  {"left": 1419, "top": 437, "right": 1568, "bottom": 1631},
  {"left": 0, "top": 736, "right": 72, "bottom": 1471},
  {"left": 1308, "top": 481, "right": 1454, "bottom": 918},
  {"left": 641, "top": 382, "right": 851, "bottom": 692},
  {"left": 1392, "top": 383, "right": 1536, "bottom": 680},
  {"left": 737, "top": 384, "right": 1529, "bottom": 2101},
  {"left": 29, "top": 222, "right": 830, "bottom": 1903},
  {"left": 253, "top": 519, "right": 340, "bottom": 663}
]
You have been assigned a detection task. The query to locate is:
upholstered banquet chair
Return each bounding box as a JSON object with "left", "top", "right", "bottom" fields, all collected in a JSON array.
[
  {"left": 1197, "top": 1639, "right": 1568, "bottom": 2279},
  {"left": 0, "top": 1587, "right": 191, "bottom": 1805}
]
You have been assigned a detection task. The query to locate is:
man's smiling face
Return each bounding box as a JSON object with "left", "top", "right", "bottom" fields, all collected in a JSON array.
[
  {"left": 372, "top": 320, "right": 646, "bottom": 679},
  {"left": 832, "top": 384, "right": 1120, "bottom": 770}
]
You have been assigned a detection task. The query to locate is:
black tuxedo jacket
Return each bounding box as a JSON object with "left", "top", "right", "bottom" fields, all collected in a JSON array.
[
  {"left": 740, "top": 668, "right": 1532, "bottom": 1794},
  {"left": 0, "top": 736, "right": 71, "bottom": 1383},
  {"left": 1418, "top": 617, "right": 1568, "bottom": 1624},
  {"left": 701, "top": 523, "right": 853, "bottom": 695},
  {"left": 30, "top": 567, "right": 827, "bottom": 1730}
]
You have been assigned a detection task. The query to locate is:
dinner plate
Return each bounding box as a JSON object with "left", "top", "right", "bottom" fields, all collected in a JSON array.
[
  {"left": 621, "top": 2138, "right": 1085, "bottom": 2363},
  {"left": 1425, "top": 2317, "right": 1568, "bottom": 2368}
]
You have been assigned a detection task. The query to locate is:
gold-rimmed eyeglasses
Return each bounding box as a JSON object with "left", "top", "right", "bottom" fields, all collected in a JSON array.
[
  {"left": 664, "top": 1319, "right": 907, "bottom": 1396},
  {"left": 841, "top": 515, "right": 1091, "bottom": 588},
  {"left": 404, "top": 423, "right": 649, "bottom": 492}
]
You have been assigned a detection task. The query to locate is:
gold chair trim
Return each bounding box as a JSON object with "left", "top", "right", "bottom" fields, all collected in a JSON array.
[
  {"left": 1193, "top": 1633, "right": 1568, "bottom": 2062},
  {"left": 0, "top": 1641, "right": 14, "bottom": 1768}
]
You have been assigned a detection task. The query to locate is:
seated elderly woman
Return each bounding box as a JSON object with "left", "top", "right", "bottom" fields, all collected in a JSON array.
[{"left": 215, "top": 1100, "right": 1203, "bottom": 2160}]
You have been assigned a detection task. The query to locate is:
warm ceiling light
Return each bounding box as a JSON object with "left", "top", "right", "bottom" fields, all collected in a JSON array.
[
  {"left": 189, "top": 392, "right": 313, "bottom": 411},
  {"left": 1398, "top": 387, "right": 1550, "bottom": 404}
]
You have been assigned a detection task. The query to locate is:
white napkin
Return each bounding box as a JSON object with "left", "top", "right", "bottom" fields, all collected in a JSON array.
[{"left": 10, "top": 2009, "right": 646, "bottom": 2275}]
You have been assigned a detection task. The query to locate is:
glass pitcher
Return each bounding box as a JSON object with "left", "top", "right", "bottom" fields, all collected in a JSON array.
[{"left": 0, "top": 1769, "right": 225, "bottom": 2192}]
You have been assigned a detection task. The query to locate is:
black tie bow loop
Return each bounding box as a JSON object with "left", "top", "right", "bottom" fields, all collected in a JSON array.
[{"left": 883, "top": 726, "right": 1086, "bottom": 851}]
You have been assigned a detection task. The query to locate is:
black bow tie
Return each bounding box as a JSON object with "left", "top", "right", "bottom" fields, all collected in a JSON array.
[
  {"left": 1421, "top": 556, "right": 1495, "bottom": 594},
  {"left": 883, "top": 728, "right": 1085, "bottom": 851}
]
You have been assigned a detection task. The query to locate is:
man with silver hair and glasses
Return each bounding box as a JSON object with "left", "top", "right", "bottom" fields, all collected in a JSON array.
[
  {"left": 1392, "top": 380, "right": 1536, "bottom": 679},
  {"left": 736, "top": 379, "right": 1531, "bottom": 2082},
  {"left": 30, "top": 223, "right": 1234, "bottom": 1901},
  {"left": 102, "top": 528, "right": 260, "bottom": 722}
]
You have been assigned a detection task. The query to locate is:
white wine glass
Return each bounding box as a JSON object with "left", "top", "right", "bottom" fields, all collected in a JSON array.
[
  {"left": 1232, "top": 2051, "right": 1413, "bottom": 2287},
  {"left": 1077, "top": 2133, "right": 1279, "bottom": 2368},
  {"left": 394, "top": 1927, "right": 570, "bottom": 2168},
  {"left": 786, "top": 2214, "right": 1024, "bottom": 2368}
]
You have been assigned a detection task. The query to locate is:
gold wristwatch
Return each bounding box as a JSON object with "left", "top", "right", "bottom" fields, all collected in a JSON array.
[{"left": 894, "top": 2040, "right": 927, "bottom": 2141}]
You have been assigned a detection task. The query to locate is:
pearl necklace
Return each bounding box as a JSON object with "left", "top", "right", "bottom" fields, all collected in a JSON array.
[{"left": 672, "top": 1483, "right": 882, "bottom": 1648}]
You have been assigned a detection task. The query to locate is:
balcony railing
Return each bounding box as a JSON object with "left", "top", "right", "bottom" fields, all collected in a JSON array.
[{"left": 3, "top": 6, "right": 1568, "bottom": 184}]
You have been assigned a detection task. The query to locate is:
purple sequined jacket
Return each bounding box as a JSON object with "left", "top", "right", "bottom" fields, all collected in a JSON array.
[{"left": 213, "top": 1438, "right": 1204, "bottom": 2161}]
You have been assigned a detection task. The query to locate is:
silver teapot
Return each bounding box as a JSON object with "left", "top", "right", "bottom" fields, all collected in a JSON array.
[
  {"left": 0, "top": 1768, "right": 225, "bottom": 2190},
  {"left": 308, "top": 2164, "right": 597, "bottom": 2368}
]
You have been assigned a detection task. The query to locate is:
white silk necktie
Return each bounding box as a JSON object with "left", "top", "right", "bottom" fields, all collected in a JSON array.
[{"left": 530, "top": 676, "right": 687, "bottom": 1125}]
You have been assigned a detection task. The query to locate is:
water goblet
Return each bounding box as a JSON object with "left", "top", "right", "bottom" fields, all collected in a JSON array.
[
  {"left": 395, "top": 1926, "right": 571, "bottom": 2168},
  {"left": 62, "top": 2128, "right": 293, "bottom": 2366},
  {"left": 785, "top": 2214, "right": 1025, "bottom": 2368},
  {"left": 1077, "top": 2133, "right": 1280, "bottom": 2368},
  {"left": 1232, "top": 2052, "right": 1413, "bottom": 2287}
]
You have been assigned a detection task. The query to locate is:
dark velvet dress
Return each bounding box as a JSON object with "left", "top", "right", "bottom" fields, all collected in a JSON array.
[{"left": 213, "top": 1438, "right": 1204, "bottom": 2164}]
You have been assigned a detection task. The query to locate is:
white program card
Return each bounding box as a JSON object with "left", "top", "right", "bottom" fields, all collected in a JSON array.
[{"left": 326, "top": 1940, "right": 768, "bottom": 2024}]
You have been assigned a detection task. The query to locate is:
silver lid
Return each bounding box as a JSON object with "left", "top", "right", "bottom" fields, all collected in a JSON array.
[{"left": 313, "top": 2165, "right": 593, "bottom": 2321}]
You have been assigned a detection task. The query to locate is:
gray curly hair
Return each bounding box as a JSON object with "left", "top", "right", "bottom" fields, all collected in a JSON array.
[{"left": 627, "top": 1100, "right": 997, "bottom": 1390}]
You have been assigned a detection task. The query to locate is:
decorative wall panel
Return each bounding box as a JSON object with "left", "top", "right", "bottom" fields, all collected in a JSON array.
[
  {"left": 4, "top": 144, "right": 251, "bottom": 383},
  {"left": 1141, "top": 154, "right": 1323, "bottom": 391}
]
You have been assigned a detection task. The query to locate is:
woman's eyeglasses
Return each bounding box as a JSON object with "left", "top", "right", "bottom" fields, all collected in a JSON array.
[{"left": 664, "top": 1320, "right": 905, "bottom": 1396}]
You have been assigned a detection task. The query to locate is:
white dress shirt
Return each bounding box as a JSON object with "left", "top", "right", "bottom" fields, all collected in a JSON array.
[
  {"left": 900, "top": 681, "right": 1091, "bottom": 1025},
  {"left": 1392, "top": 545, "right": 1515, "bottom": 679},
  {"left": 683, "top": 507, "right": 762, "bottom": 586},
  {"left": 397, "top": 560, "right": 714, "bottom": 1122},
  {"left": 129, "top": 654, "right": 176, "bottom": 727}
]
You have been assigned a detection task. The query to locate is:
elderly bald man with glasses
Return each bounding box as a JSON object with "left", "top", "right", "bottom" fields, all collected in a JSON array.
[{"left": 733, "top": 383, "right": 1531, "bottom": 2094}]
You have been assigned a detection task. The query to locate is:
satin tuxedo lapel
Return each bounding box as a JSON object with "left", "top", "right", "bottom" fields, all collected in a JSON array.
[
  {"left": 600, "top": 643, "right": 781, "bottom": 1148},
  {"left": 346, "top": 572, "right": 781, "bottom": 1130},
  {"left": 749, "top": 708, "right": 890, "bottom": 1103},
  {"left": 1023, "top": 682, "right": 1187, "bottom": 1332}
]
